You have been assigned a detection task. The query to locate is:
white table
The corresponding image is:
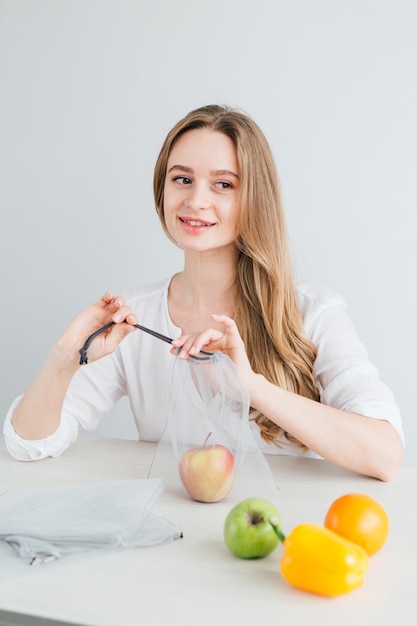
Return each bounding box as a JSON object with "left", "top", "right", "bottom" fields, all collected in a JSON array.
[{"left": 0, "top": 436, "right": 416, "bottom": 626}]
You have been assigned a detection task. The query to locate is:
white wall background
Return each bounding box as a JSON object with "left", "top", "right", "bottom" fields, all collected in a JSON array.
[{"left": 1, "top": 0, "right": 416, "bottom": 466}]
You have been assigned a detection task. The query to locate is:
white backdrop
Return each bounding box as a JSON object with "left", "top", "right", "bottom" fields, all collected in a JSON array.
[{"left": 1, "top": 0, "right": 416, "bottom": 466}]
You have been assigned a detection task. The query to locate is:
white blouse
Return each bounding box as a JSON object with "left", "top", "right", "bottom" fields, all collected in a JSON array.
[{"left": 3, "top": 278, "right": 404, "bottom": 461}]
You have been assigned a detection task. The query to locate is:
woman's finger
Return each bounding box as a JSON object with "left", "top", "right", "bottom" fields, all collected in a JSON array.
[
  {"left": 111, "top": 305, "right": 138, "bottom": 325},
  {"left": 172, "top": 328, "right": 224, "bottom": 359}
]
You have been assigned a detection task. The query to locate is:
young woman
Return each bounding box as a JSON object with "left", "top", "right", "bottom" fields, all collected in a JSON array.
[{"left": 4, "top": 105, "right": 404, "bottom": 480}]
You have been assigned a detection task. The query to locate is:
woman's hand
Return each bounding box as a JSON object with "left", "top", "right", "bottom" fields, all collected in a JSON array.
[
  {"left": 55, "top": 292, "right": 138, "bottom": 368},
  {"left": 171, "top": 314, "right": 254, "bottom": 386}
]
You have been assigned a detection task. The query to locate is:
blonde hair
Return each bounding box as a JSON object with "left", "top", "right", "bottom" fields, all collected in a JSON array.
[{"left": 154, "top": 105, "right": 319, "bottom": 449}]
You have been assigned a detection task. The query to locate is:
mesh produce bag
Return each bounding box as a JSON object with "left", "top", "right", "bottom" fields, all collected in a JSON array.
[
  {"left": 149, "top": 352, "right": 277, "bottom": 502},
  {"left": 0, "top": 479, "right": 182, "bottom": 579}
]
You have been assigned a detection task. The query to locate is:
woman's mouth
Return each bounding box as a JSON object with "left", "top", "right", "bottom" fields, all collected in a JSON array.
[{"left": 179, "top": 217, "right": 216, "bottom": 227}]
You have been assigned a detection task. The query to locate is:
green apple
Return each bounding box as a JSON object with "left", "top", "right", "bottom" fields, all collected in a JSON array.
[
  {"left": 224, "top": 497, "right": 283, "bottom": 559},
  {"left": 178, "top": 433, "right": 235, "bottom": 503}
]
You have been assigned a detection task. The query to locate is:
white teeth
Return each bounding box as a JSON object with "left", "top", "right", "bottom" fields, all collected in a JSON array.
[{"left": 185, "top": 220, "right": 213, "bottom": 227}]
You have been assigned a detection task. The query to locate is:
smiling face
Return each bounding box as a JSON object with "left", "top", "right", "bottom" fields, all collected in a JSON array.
[{"left": 163, "top": 128, "right": 240, "bottom": 254}]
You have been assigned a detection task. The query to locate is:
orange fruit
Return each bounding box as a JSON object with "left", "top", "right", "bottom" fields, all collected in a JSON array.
[{"left": 324, "top": 493, "right": 390, "bottom": 556}]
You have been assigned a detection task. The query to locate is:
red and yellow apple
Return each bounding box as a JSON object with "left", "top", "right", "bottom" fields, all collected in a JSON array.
[{"left": 178, "top": 433, "right": 235, "bottom": 503}]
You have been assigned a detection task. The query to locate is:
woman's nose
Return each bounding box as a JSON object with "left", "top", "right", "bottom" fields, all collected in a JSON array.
[{"left": 184, "top": 183, "right": 212, "bottom": 210}]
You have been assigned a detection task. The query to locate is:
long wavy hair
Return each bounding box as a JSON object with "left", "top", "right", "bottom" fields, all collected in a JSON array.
[{"left": 153, "top": 105, "right": 319, "bottom": 449}]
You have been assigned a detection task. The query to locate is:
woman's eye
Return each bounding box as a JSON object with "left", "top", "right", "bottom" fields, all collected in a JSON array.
[
  {"left": 215, "top": 181, "right": 233, "bottom": 190},
  {"left": 173, "top": 176, "right": 192, "bottom": 185}
]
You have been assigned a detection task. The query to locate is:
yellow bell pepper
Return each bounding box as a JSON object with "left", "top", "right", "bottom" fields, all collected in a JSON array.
[{"left": 270, "top": 520, "right": 369, "bottom": 597}]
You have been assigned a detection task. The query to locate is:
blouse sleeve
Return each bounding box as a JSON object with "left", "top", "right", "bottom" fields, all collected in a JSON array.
[{"left": 298, "top": 284, "right": 404, "bottom": 446}]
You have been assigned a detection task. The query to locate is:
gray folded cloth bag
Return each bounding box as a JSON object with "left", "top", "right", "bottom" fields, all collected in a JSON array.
[{"left": 0, "top": 479, "right": 182, "bottom": 566}]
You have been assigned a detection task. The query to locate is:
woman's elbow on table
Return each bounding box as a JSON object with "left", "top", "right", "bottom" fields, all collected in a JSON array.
[
  {"left": 3, "top": 408, "right": 79, "bottom": 462},
  {"left": 371, "top": 425, "right": 405, "bottom": 482}
]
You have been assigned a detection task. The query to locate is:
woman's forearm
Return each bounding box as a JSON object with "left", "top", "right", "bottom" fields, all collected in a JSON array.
[
  {"left": 11, "top": 343, "right": 81, "bottom": 440},
  {"left": 249, "top": 374, "right": 404, "bottom": 481},
  {"left": 11, "top": 293, "right": 139, "bottom": 442}
]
